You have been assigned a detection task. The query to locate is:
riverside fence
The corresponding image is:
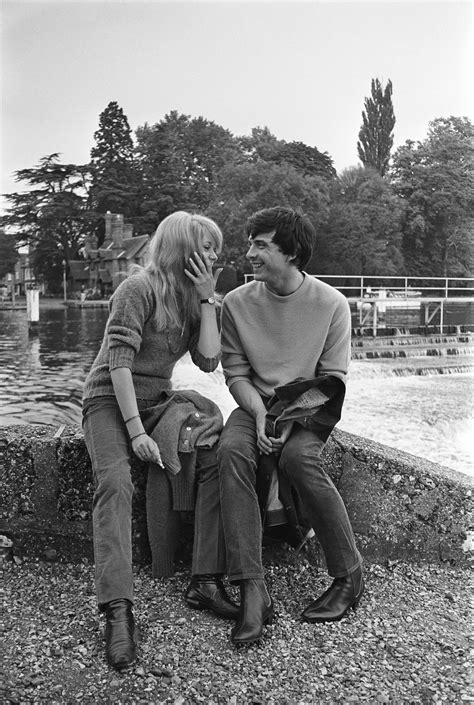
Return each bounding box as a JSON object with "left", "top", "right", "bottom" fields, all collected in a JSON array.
[{"left": 243, "top": 275, "right": 474, "bottom": 336}]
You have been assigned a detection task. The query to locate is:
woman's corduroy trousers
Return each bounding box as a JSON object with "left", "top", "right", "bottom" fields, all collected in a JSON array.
[{"left": 83, "top": 396, "right": 226, "bottom": 607}]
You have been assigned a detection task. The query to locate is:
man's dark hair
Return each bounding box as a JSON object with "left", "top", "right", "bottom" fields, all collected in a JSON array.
[{"left": 245, "top": 207, "right": 315, "bottom": 270}]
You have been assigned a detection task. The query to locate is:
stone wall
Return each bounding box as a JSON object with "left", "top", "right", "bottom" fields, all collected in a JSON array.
[{"left": 1, "top": 425, "right": 472, "bottom": 567}]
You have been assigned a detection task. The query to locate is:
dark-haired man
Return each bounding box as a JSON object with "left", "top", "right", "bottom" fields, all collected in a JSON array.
[{"left": 217, "top": 206, "right": 363, "bottom": 646}]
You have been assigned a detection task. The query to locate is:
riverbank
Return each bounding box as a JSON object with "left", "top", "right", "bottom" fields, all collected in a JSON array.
[{"left": 3, "top": 557, "right": 471, "bottom": 703}]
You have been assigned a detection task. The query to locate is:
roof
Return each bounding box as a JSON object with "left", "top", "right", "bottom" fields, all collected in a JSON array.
[
  {"left": 87, "top": 234, "right": 150, "bottom": 262},
  {"left": 68, "top": 261, "right": 89, "bottom": 280}
]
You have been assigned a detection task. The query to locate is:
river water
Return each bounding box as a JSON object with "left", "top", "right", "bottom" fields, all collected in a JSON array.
[{"left": 1, "top": 305, "right": 473, "bottom": 476}]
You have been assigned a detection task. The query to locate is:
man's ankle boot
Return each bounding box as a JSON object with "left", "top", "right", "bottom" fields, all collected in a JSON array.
[
  {"left": 185, "top": 574, "right": 240, "bottom": 620},
  {"left": 231, "top": 578, "right": 274, "bottom": 645},
  {"left": 301, "top": 565, "right": 364, "bottom": 623},
  {"left": 104, "top": 599, "right": 137, "bottom": 669}
]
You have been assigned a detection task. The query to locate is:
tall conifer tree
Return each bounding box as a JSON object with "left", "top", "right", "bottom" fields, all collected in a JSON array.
[
  {"left": 357, "top": 79, "right": 395, "bottom": 176},
  {"left": 89, "top": 101, "right": 142, "bottom": 236}
]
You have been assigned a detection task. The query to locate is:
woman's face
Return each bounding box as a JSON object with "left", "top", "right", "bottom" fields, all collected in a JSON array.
[{"left": 200, "top": 233, "right": 220, "bottom": 268}]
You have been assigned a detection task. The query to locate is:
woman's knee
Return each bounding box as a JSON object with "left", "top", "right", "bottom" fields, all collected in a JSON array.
[{"left": 94, "top": 463, "right": 134, "bottom": 499}]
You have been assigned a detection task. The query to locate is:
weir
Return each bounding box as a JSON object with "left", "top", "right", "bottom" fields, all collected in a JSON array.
[{"left": 1, "top": 424, "right": 472, "bottom": 570}]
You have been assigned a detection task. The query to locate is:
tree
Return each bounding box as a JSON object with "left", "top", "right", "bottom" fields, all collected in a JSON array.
[
  {"left": 278, "top": 141, "right": 336, "bottom": 180},
  {"left": 238, "top": 128, "right": 336, "bottom": 180},
  {"left": 390, "top": 116, "right": 474, "bottom": 276},
  {"left": 207, "top": 161, "right": 331, "bottom": 273},
  {"left": 312, "top": 166, "right": 404, "bottom": 275},
  {"left": 89, "top": 101, "right": 143, "bottom": 237},
  {"left": 0, "top": 229, "right": 19, "bottom": 278},
  {"left": 357, "top": 78, "right": 395, "bottom": 176},
  {"left": 1, "top": 154, "right": 90, "bottom": 292},
  {"left": 135, "top": 111, "right": 239, "bottom": 232}
]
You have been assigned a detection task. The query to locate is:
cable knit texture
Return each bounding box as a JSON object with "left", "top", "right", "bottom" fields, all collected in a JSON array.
[
  {"left": 83, "top": 271, "right": 220, "bottom": 401},
  {"left": 82, "top": 270, "right": 221, "bottom": 578}
]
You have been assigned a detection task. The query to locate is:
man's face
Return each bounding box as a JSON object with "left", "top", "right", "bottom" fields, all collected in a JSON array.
[{"left": 246, "top": 232, "right": 294, "bottom": 287}]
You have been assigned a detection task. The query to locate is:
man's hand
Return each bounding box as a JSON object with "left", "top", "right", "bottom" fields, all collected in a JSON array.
[
  {"left": 131, "top": 434, "right": 164, "bottom": 468},
  {"left": 268, "top": 421, "right": 294, "bottom": 454},
  {"left": 256, "top": 414, "right": 274, "bottom": 455}
]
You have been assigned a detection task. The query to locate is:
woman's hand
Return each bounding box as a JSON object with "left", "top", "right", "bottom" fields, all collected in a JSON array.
[
  {"left": 131, "top": 433, "right": 164, "bottom": 468},
  {"left": 184, "top": 251, "right": 222, "bottom": 299}
]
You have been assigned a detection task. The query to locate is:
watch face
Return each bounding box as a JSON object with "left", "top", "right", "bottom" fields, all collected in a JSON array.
[{"left": 208, "top": 296, "right": 216, "bottom": 304}]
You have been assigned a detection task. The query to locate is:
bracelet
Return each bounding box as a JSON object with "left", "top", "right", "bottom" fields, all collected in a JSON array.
[
  {"left": 124, "top": 414, "right": 140, "bottom": 424},
  {"left": 130, "top": 432, "right": 146, "bottom": 442}
]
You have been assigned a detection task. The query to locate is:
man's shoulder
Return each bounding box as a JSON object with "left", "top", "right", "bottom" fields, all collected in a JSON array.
[
  {"left": 306, "top": 276, "right": 349, "bottom": 306},
  {"left": 223, "top": 280, "right": 259, "bottom": 306}
]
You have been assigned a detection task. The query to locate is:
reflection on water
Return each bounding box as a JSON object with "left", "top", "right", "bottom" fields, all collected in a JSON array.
[
  {"left": 0, "top": 306, "right": 108, "bottom": 426},
  {"left": 1, "top": 306, "right": 473, "bottom": 475}
]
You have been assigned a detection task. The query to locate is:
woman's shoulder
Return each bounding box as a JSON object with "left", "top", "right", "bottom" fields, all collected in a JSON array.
[{"left": 113, "top": 271, "right": 153, "bottom": 298}]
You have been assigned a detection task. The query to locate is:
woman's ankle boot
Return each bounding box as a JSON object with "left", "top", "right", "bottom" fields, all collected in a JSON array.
[
  {"left": 231, "top": 579, "right": 274, "bottom": 646},
  {"left": 104, "top": 599, "right": 137, "bottom": 669}
]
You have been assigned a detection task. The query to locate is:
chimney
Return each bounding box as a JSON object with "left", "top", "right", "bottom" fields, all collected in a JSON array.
[
  {"left": 111, "top": 214, "right": 124, "bottom": 248},
  {"left": 104, "top": 211, "right": 113, "bottom": 243}
]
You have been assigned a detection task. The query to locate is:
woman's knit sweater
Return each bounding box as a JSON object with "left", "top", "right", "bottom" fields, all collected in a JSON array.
[{"left": 83, "top": 271, "right": 219, "bottom": 402}]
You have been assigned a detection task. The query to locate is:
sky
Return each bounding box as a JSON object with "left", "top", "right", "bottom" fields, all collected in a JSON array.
[{"left": 1, "top": 0, "right": 473, "bottom": 202}]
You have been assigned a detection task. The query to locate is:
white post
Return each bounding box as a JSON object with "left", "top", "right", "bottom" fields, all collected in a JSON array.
[
  {"left": 372, "top": 301, "right": 378, "bottom": 337},
  {"left": 62, "top": 260, "right": 67, "bottom": 303},
  {"left": 26, "top": 285, "right": 40, "bottom": 330}
]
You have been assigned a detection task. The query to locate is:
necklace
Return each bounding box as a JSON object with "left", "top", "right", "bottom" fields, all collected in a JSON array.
[{"left": 266, "top": 273, "right": 305, "bottom": 296}]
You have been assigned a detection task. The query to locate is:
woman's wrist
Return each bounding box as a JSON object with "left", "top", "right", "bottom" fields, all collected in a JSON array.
[{"left": 124, "top": 415, "right": 145, "bottom": 439}]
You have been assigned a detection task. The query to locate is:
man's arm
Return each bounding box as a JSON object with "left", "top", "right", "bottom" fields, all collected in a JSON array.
[
  {"left": 228, "top": 380, "right": 273, "bottom": 455},
  {"left": 316, "top": 296, "right": 352, "bottom": 381},
  {"left": 221, "top": 298, "right": 273, "bottom": 454}
]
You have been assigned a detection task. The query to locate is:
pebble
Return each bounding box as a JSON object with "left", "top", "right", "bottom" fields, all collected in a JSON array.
[{"left": 3, "top": 559, "right": 471, "bottom": 703}]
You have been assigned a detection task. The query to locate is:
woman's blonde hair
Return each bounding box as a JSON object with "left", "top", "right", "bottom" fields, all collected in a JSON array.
[{"left": 140, "top": 211, "right": 223, "bottom": 331}]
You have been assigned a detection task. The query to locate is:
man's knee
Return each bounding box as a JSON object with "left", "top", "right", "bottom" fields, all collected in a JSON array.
[
  {"left": 217, "top": 434, "right": 254, "bottom": 468},
  {"left": 279, "top": 433, "right": 325, "bottom": 478}
]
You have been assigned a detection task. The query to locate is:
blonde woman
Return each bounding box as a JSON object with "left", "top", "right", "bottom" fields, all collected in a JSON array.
[{"left": 82, "top": 211, "right": 237, "bottom": 670}]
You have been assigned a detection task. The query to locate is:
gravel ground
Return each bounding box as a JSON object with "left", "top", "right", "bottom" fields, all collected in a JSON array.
[{"left": 3, "top": 554, "right": 472, "bottom": 704}]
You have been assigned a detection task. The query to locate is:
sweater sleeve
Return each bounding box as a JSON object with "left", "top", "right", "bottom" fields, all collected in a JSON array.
[
  {"left": 107, "top": 276, "right": 154, "bottom": 370},
  {"left": 188, "top": 322, "right": 221, "bottom": 373},
  {"left": 316, "top": 296, "right": 351, "bottom": 382},
  {"left": 220, "top": 297, "right": 252, "bottom": 388}
]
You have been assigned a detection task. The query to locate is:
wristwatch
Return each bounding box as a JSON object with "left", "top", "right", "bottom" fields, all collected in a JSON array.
[{"left": 200, "top": 296, "right": 216, "bottom": 305}]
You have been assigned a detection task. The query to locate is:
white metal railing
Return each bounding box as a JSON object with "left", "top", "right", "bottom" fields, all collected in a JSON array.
[{"left": 243, "top": 274, "right": 474, "bottom": 299}]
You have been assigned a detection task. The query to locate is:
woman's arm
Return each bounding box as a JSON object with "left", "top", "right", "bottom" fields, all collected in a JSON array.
[
  {"left": 111, "top": 367, "right": 163, "bottom": 467},
  {"left": 185, "top": 252, "right": 221, "bottom": 359}
]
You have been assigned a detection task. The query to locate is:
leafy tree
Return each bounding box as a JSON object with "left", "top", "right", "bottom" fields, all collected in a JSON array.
[
  {"left": 89, "top": 101, "right": 143, "bottom": 238},
  {"left": 1, "top": 154, "right": 90, "bottom": 292},
  {"left": 207, "top": 161, "right": 331, "bottom": 273},
  {"left": 390, "top": 116, "right": 474, "bottom": 276},
  {"left": 238, "top": 127, "right": 336, "bottom": 180},
  {"left": 357, "top": 78, "right": 395, "bottom": 176},
  {"left": 237, "top": 126, "right": 283, "bottom": 163},
  {"left": 278, "top": 141, "right": 336, "bottom": 180},
  {"left": 0, "top": 229, "right": 19, "bottom": 278},
  {"left": 312, "top": 166, "right": 404, "bottom": 275},
  {"left": 136, "top": 111, "right": 239, "bottom": 232}
]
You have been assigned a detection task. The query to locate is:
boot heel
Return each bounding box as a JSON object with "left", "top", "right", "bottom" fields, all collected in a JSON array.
[
  {"left": 352, "top": 594, "right": 363, "bottom": 611},
  {"left": 264, "top": 612, "right": 275, "bottom": 626},
  {"left": 185, "top": 597, "right": 205, "bottom": 610}
]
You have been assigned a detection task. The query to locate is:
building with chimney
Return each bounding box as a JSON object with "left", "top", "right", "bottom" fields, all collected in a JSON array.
[{"left": 68, "top": 212, "right": 150, "bottom": 298}]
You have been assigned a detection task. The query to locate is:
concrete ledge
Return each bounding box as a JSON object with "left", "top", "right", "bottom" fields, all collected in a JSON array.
[{"left": 1, "top": 425, "right": 472, "bottom": 567}]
